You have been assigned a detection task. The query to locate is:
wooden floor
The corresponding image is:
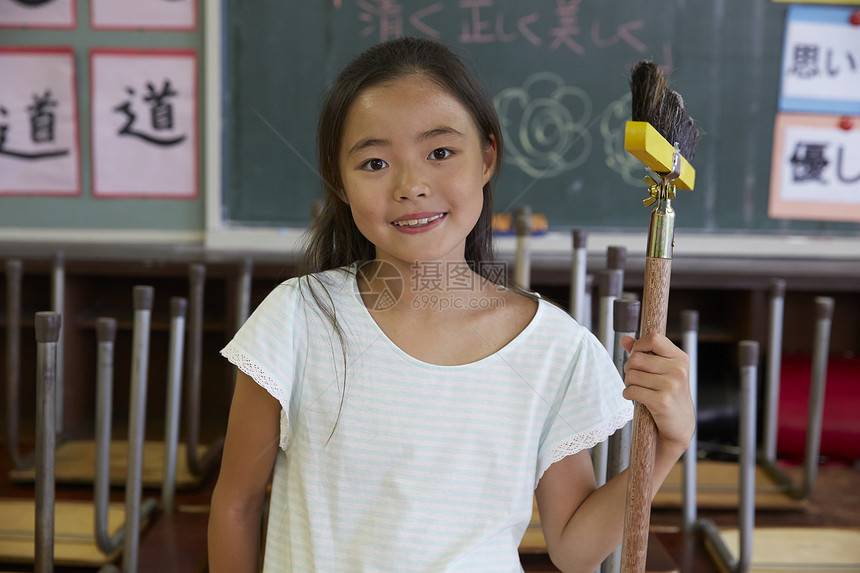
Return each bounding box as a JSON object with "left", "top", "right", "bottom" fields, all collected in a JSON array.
[{"left": 1, "top": 441, "right": 857, "bottom": 572}]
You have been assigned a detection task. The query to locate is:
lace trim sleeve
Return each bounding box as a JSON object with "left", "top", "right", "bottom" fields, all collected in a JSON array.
[
  {"left": 535, "top": 401, "right": 634, "bottom": 485},
  {"left": 220, "top": 343, "right": 289, "bottom": 412},
  {"left": 221, "top": 343, "right": 291, "bottom": 450}
]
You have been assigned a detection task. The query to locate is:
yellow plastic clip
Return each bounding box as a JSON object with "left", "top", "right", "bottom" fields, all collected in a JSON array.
[{"left": 624, "top": 121, "right": 696, "bottom": 191}]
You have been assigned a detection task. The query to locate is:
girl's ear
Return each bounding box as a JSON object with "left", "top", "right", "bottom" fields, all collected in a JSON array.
[{"left": 482, "top": 134, "right": 497, "bottom": 184}]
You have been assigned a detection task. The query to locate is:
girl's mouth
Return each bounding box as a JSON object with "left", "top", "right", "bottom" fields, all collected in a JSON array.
[{"left": 391, "top": 213, "right": 446, "bottom": 228}]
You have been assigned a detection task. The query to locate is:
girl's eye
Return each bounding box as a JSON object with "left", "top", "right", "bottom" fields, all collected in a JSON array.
[
  {"left": 361, "top": 158, "right": 388, "bottom": 171},
  {"left": 429, "top": 148, "right": 453, "bottom": 161}
]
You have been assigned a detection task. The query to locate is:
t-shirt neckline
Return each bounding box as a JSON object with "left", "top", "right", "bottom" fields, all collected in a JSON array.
[{"left": 346, "top": 263, "right": 543, "bottom": 370}]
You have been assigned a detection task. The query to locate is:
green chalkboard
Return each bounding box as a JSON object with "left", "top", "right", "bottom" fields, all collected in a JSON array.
[{"left": 222, "top": 0, "right": 858, "bottom": 236}]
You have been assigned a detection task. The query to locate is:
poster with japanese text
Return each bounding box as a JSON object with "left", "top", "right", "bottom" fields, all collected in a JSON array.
[
  {"left": 91, "top": 49, "right": 197, "bottom": 199},
  {"left": 0, "top": 0, "right": 76, "bottom": 29},
  {"left": 0, "top": 47, "right": 80, "bottom": 196},
  {"left": 769, "top": 113, "right": 860, "bottom": 222},
  {"left": 90, "top": 0, "right": 196, "bottom": 31},
  {"left": 779, "top": 5, "right": 860, "bottom": 115}
]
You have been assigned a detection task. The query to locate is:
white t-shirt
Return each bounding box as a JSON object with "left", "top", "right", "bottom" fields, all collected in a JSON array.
[{"left": 221, "top": 265, "right": 633, "bottom": 572}]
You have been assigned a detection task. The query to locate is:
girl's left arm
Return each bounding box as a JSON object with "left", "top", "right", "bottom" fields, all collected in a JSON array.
[
  {"left": 208, "top": 372, "right": 282, "bottom": 573},
  {"left": 535, "top": 333, "right": 694, "bottom": 573}
]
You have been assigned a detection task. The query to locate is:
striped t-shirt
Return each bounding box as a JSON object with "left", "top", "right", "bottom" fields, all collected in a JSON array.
[{"left": 221, "top": 265, "right": 633, "bottom": 572}]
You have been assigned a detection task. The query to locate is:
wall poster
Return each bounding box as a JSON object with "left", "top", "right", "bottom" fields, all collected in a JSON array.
[
  {"left": 91, "top": 49, "right": 197, "bottom": 198},
  {"left": 0, "top": 46, "right": 80, "bottom": 196}
]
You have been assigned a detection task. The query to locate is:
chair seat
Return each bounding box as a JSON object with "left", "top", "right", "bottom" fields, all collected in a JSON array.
[
  {"left": 0, "top": 498, "right": 128, "bottom": 566},
  {"left": 9, "top": 439, "right": 210, "bottom": 489}
]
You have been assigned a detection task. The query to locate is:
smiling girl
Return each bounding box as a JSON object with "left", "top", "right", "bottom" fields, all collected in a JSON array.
[{"left": 208, "top": 37, "right": 694, "bottom": 573}]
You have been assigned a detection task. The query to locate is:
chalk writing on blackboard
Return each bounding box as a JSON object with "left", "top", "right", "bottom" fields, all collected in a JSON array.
[
  {"left": 494, "top": 72, "right": 592, "bottom": 179},
  {"left": 349, "top": 0, "right": 648, "bottom": 55},
  {"left": 599, "top": 92, "right": 643, "bottom": 187}
]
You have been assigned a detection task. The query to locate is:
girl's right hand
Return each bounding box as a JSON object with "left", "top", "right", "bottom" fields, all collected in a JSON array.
[{"left": 620, "top": 333, "right": 695, "bottom": 455}]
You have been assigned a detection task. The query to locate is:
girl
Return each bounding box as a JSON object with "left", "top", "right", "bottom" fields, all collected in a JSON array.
[{"left": 209, "top": 37, "right": 694, "bottom": 572}]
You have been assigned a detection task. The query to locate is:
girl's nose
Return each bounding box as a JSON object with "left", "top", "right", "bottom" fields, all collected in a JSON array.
[{"left": 393, "top": 164, "right": 429, "bottom": 200}]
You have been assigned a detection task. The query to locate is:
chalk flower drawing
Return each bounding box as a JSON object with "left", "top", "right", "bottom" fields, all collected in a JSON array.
[
  {"left": 494, "top": 72, "right": 592, "bottom": 179},
  {"left": 599, "top": 91, "right": 644, "bottom": 187}
]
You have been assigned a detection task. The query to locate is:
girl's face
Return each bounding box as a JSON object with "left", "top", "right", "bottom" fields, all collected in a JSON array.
[{"left": 338, "top": 74, "right": 496, "bottom": 270}]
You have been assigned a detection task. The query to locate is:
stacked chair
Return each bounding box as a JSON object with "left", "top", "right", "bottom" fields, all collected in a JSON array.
[
  {"left": 681, "top": 300, "right": 860, "bottom": 572},
  {"left": 0, "top": 255, "right": 255, "bottom": 570}
]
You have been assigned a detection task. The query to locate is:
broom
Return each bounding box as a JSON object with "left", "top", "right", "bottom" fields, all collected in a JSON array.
[{"left": 621, "top": 61, "right": 700, "bottom": 573}]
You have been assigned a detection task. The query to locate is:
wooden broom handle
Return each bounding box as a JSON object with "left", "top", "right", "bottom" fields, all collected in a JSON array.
[{"left": 621, "top": 255, "right": 672, "bottom": 572}]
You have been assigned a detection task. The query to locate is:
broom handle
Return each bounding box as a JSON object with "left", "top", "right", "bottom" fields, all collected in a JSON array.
[{"left": 621, "top": 255, "right": 672, "bottom": 572}]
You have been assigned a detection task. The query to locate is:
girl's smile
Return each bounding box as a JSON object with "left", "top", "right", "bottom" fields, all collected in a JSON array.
[
  {"left": 338, "top": 73, "right": 496, "bottom": 269},
  {"left": 390, "top": 211, "right": 447, "bottom": 233}
]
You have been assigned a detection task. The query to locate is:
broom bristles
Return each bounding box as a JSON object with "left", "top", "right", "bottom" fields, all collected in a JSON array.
[{"left": 630, "top": 61, "right": 701, "bottom": 164}]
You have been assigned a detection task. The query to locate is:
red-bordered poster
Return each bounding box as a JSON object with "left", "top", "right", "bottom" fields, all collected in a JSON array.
[
  {"left": 0, "top": 0, "right": 76, "bottom": 29},
  {"left": 0, "top": 46, "right": 81, "bottom": 196},
  {"left": 91, "top": 49, "right": 198, "bottom": 199},
  {"left": 769, "top": 112, "right": 860, "bottom": 223},
  {"left": 90, "top": 0, "right": 196, "bottom": 31}
]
